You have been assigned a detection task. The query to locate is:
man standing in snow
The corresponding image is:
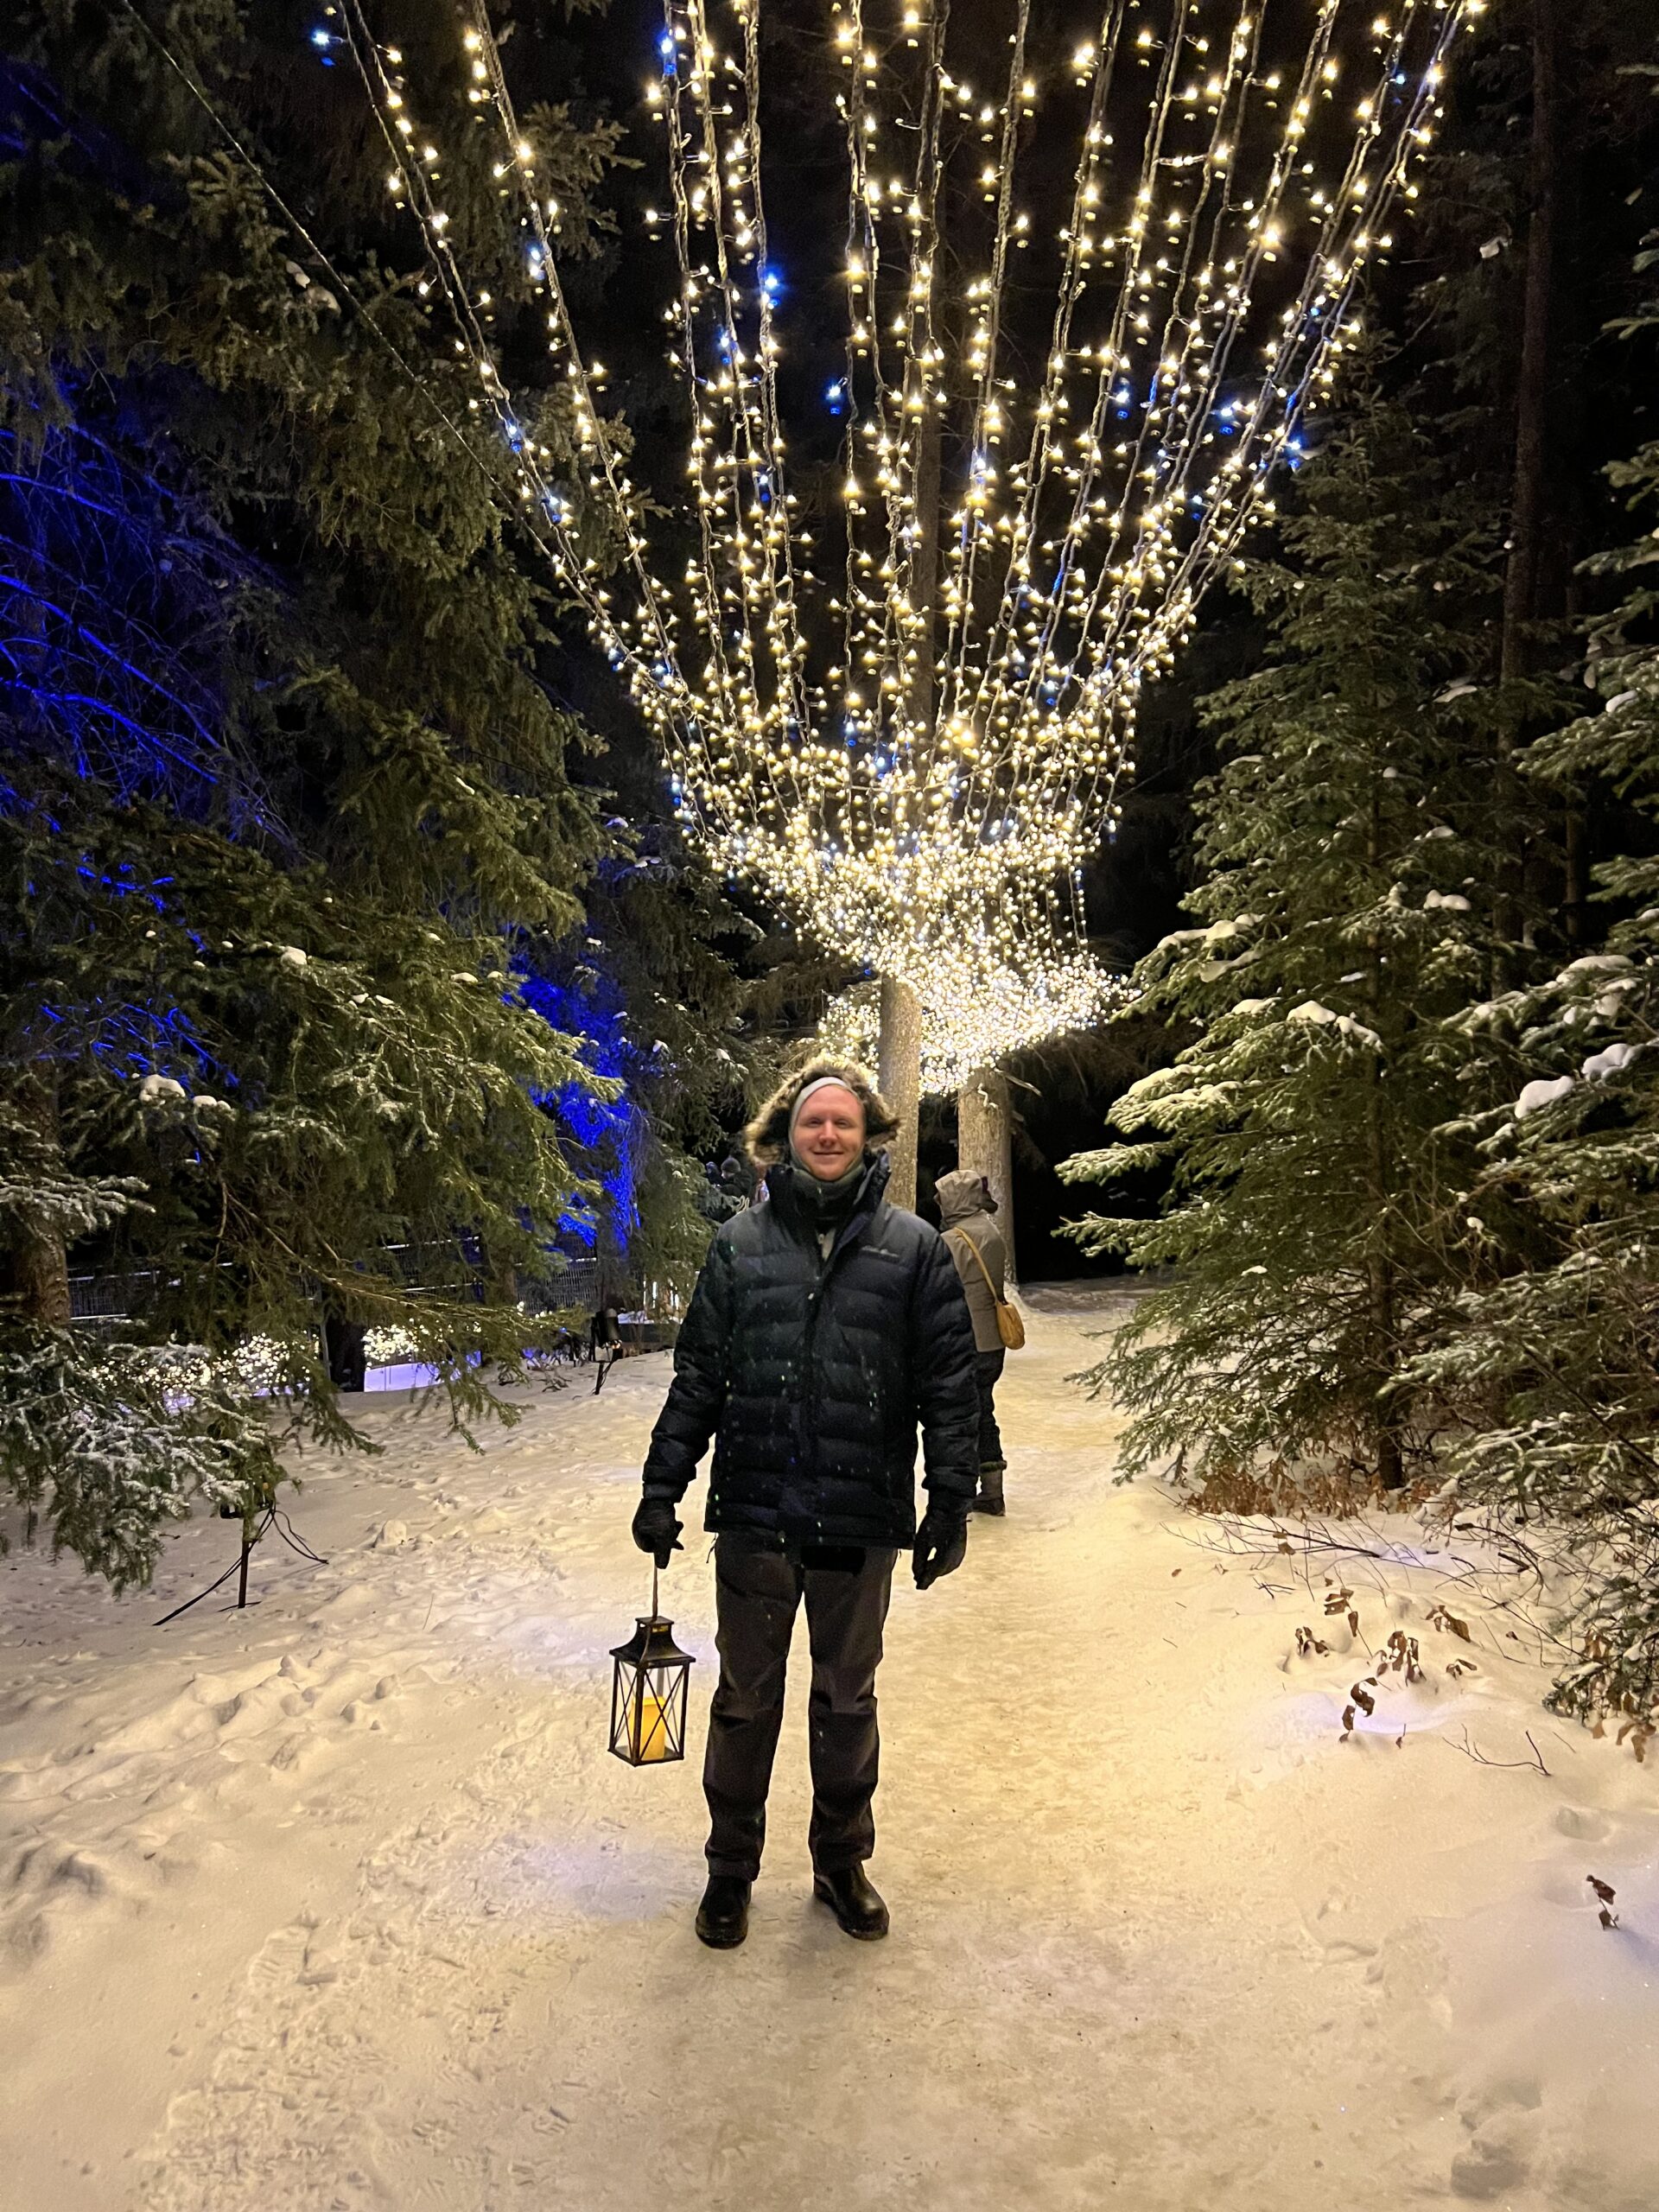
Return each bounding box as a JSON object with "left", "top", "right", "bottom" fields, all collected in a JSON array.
[
  {"left": 934, "top": 1170, "right": 1012, "bottom": 1516},
  {"left": 631, "top": 1058, "right": 980, "bottom": 1950}
]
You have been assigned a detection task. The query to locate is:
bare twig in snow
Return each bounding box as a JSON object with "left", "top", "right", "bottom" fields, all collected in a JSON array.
[{"left": 1442, "top": 1726, "right": 1551, "bottom": 1777}]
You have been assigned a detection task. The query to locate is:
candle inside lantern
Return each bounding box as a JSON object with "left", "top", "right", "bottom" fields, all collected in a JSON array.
[{"left": 634, "top": 1678, "right": 673, "bottom": 1762}]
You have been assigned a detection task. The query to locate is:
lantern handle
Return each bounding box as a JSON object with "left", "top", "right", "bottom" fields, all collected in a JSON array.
[{"left": 652, "top": 1561, "right": 659, "bottom": 1622}]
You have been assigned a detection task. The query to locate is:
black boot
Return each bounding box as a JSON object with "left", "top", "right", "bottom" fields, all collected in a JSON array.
[
  {"left": 813, "top": 1864, "right": 890, "bottom": 1941},
  {"left": 972, "top": 1459, "right": 1006, "bottom": 1516},
  {"left": 695, "top": 1873, "right": 751, "bottom": 1948}
]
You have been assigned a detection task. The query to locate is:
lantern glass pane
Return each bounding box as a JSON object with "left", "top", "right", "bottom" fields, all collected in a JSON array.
[
  {"left": 639, "top": 1659, "right": 687, "bottom": 1763},
  {"left": 610, "top": 1656, "right": 640, "bottom": 1763}
]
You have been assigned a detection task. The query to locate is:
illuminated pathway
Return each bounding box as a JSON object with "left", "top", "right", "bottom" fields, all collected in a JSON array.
[{"left": 3, "top": 1294, "right": 1655, "bottom": 2210}]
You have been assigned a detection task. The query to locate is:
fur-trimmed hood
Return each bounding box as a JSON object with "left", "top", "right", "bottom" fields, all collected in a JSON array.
[{"left": 743, "top": 1056, "right": 899, "bottom": 1169}]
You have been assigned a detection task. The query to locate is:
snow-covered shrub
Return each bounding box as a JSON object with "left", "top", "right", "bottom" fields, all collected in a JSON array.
[
  {"left": 0, "top": 1328, "right": 283, "bottom": 1590},
  {"left": 363, "top": 1325, "right": 420, "bottom": 1368},
  {"left": 0, "top": 1116, "right": 286, "bottom": 1585}
]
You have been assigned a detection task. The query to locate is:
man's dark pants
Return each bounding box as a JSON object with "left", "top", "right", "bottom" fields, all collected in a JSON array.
[
  {"left": 703, "top": 1532, "right": 896, "bottom": 1881},
  {"left": 975, "top": 1347, "right": 1006, "bottom": 1467}
]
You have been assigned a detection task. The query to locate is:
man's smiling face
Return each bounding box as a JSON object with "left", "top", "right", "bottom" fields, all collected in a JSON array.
[{"left": 792, "top": 1085, "right": 866, "bottom": 1181}]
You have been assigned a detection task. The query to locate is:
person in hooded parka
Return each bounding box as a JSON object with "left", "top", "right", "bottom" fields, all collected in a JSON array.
[
  {"left": 631, "top": 1058, "right": 980, "bottom": 1950},
  {"left": 934, "top": 1168, "right": 1012, "bottom": 1516}
]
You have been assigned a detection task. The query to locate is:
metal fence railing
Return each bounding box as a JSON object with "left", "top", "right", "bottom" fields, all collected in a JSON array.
[
  {"left": 67, "top": 1248, "right": 611, "bottom": 1338},
  {"left": 68, "top": 1270, "right": 165, "bottom": 1335}
]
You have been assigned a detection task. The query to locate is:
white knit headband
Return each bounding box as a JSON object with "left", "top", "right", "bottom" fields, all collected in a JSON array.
[{"left": 788, "top": 1075, "right": 863, "bottom": 1136}]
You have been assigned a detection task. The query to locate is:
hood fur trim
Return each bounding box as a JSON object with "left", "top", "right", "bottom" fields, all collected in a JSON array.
[{"left": 745, "top": 1056, "right": 899, "bottom": 1169}]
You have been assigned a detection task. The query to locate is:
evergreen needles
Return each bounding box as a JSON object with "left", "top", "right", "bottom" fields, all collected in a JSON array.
[
  {"left": 1061, "top": 236, "right": 1659, "bottom": 1729},
  {"left": 0, "top": 0, "right": 623, "bottom": 1582},
  {"left": 1060, "top": 391, "right": 1515, "bottom": 1503},
  {"left": 1400, "top": 245, "right": 1659, "bottom": 1728}
]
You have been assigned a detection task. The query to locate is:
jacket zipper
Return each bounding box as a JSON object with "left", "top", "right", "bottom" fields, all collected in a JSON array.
[{"left": 798, "top": 1199, "right": 876, "bottom": 1499}]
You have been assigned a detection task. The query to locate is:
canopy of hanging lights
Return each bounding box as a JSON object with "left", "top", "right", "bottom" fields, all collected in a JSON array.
[
  {"left": 339, "top": 0, "right": 1478, "bottom": 1051},
  {"left": 820, "top": 944, "right": 1128, "bottom": 1098}
]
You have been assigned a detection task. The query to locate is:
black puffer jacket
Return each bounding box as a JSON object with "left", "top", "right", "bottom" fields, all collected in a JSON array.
[{"left": 642, "top": 1153, "right": 980, "bottom": 1545}]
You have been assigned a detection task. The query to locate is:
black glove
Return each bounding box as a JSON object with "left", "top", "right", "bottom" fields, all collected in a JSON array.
[
  {"left": 632, "top": 1495, "right": 683, "bottom": 1571},
  {"left": 912, "top": 1499, "right": 969, "bottom": 1591}
]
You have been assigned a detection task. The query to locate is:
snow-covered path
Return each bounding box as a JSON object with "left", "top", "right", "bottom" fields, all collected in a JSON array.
[{"left": 3, "top": 1295, "right": 1656, "bottom": 2212}]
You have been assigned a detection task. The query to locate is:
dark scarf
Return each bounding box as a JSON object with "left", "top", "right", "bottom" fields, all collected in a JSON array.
[{"left": 772, "top": 1154, "right": 876, "bottom": 1241}]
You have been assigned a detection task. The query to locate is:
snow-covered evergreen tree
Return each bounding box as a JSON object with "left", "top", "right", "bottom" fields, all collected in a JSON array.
[
  {"left": 1058, "top": 393, "right": 1531, "bottom": 1504},
  {"left": 1402, "top": 243, "right": 1659, "bottom": 1728},
  {"left": 0, "top": 1, "right": 626, "bottom": 1580}
]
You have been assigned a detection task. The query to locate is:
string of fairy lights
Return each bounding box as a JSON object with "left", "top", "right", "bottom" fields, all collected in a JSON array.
[
  {"left": 819, "top": 933, "right": 1122, "bottom": 1095},
  {"left": 332, "top": 0, "right": 1478, "bottom": 1071}
]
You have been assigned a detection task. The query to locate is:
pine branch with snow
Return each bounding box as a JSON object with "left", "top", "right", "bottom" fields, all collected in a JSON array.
[
  {"left": 0, "top": 6, "right": 637, "bottom": 1581},
  {"left": 0, "top": 1329, "right": 283, "bottom": 1591},
  {"left": 1058, "top": 391, "right": 1535, "bottom": 1504},
  {"left": 1401, "top": 251, "right": 1659, "bottom": 1724}
]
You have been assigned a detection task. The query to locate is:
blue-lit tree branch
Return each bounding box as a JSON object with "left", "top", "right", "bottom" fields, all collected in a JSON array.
[{"left": 0, "top": 415, "right": 278, "bottom": 823}]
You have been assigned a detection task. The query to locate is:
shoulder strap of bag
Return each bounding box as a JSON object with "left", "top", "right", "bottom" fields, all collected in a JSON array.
[
  {"left": 949, "top": 1225, "right": 1000, "bottom": 1301},
  {"left": 950, "top": 1225, "right": 1023, "bottom": 1351}
]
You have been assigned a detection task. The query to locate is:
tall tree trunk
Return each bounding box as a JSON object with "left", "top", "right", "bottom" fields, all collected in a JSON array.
[
  {"left": 877, "top": 975, "right": 923, "bottom": 1211},
  {"left": 1494, "top": 0, "right": 1561, "bottom": 965},
  {"left": 596, "top": 1239, "right": 631, "bottom": 1313},
  {"left": 3, "top": 1075, "right": 73, "bottom": 1327},
  {"left": 1563, "top": 802, "right": 1587, "bottom": 945},
  {"left": 1366, "top": 1226, "right": 1403, "bottom": 1493},
  {"left": 875, "top": 383, "right": 945, "bottom": 1212},
  {"left": 1500, "top": 0, "right": 1560, "bottom": 688},
  {"left": 957, "top": 1065, "right": 1017, "bottom": 1284},
  {"left": 1551, "top": 5, "right": 1592, "bottom": 946},
  {"left": 1365, "top": 792, "right": 1403, "bottom": 1493}
]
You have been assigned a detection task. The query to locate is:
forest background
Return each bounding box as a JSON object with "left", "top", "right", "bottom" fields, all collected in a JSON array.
[{"left": 2, "top": 0, "right": 1657, "bottom": 1727}]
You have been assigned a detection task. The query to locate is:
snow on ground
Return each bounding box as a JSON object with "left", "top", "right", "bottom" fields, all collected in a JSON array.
[{"left": 2, "top": 1292, "right": 1656, "bottom": 2212}]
